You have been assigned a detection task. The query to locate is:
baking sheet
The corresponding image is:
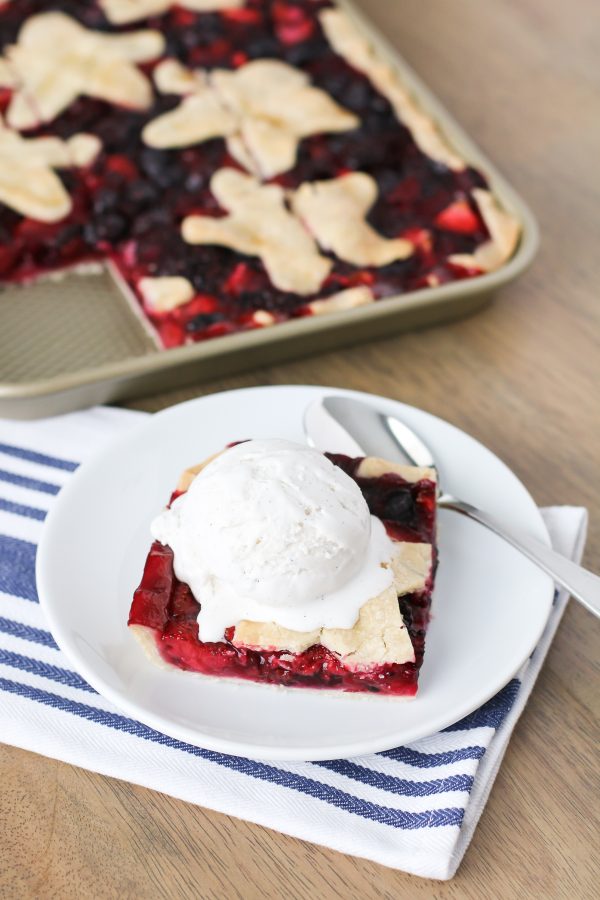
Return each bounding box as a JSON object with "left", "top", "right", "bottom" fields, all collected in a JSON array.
[{"left": 0, "top": 0, "right": 539, "bottom": 419}]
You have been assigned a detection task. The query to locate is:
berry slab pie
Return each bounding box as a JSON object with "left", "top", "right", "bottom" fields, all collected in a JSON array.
[
  {"left": 128, "top": 440, "right": 438, "bottom": 696},
  {"left": 0, "top": 1, "right": 520, "bottom": 349}
]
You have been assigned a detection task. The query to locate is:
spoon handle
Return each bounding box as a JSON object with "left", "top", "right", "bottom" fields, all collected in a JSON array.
[{"left": 440, "top": 496, "right": 599, "bottom": 619}]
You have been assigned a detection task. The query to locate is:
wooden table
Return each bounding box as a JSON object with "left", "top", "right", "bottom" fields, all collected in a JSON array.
[{"left": 2, "top": 1, "right": 598, "bottom": 896}]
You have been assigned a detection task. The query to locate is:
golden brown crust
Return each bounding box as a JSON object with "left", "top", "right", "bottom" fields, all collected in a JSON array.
[
  {"left": 448, "top": 189, "right": 521, "bottom": 272},
  {"left": 144, "top": 58, "right": 358, "bottom": 179},
  {"left": 175, "top": 451, "right": 223, "bottom": 493},
  {"left": 232, "top": 621, "right": 321, "bottom": 655},
  {"left": 319, "top": 8, "right": 465, "bottom": 171},
  {"left": 307, "top": 287, "right": 374, "bottom": 316},
  {"left": 128, "top": 623, "right": 172, "bottom": 670},
  {"left": 181, "top": 169, "right": 331, "bottom": 295},
  {"left": 0, "top": 118, "right": 101, "bottom": 221},
  {"left": 319, "top": 585, "right": 414, "bottom": 668},
  {"left": 291, "top": 174, "right": 413, "bottom": 267},
  {"left": 356, "top": 457, "right": 437, "bottom": 484},
  {"left": 1, "top": 13, "right": 164, "bottom": 130},
  {"left": 138, "top": 276, "right": 195, "bottom": 313},
  {"left": 232, "top": 541, "right": 431, "bottom": 665}
]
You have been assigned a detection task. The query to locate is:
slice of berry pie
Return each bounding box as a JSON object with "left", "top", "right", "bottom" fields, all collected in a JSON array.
[
  {"left": 128, "top": 439, "right": 437, "bottom": 696},
  {"left": 0, "top": 1, "right": 520, "bottom": 349}
]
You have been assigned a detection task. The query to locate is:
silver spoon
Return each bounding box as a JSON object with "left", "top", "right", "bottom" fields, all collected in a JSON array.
[{"left": 304, "top": 394, "right": 599, "bottom": 619}]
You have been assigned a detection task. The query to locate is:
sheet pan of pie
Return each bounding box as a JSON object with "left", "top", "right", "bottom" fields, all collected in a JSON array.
[{"left": 0, "top": 0, "right": 538, "bottom": 418}]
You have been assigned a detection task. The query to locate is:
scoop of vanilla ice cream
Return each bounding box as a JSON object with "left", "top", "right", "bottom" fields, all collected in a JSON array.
[{"left": 151, "top": 439, "right": 393, "bottom": 642}]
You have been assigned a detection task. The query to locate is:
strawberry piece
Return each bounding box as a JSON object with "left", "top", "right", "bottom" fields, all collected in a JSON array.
[
  {"left": 224, "top": 261, "right": 266, "bottom": 295},
  {"left": 272, "top": 1, "right": 304, "bottom": 21},
  {"left": 105, "top": 154, "right": 139, "bottom": 181},
  {"left": 273, "top": 2, "right": 314, "bottom": 44},
  {"left": 16, "top": 218, "right": 61, "bottom": 241},
  {"left": 434, "top": 201, "right": 480, "bottom": 234},
  {"left": 276, "top": 19, "right": 314, "bottom": 44},
  {"left": 0, "top": 87, "right": 12, "bottom": 114},
  {"left": 172, "top": 9, "right": 196, "bottom": 27},
  {"left": 222, "top": 8, "right": 262, "bottom": 25},
  {"left": 0, "top": 243, "right": 18, "bottom": 275},
  {"left": 350, "top": 269, "right": 375, "bottom": 286},
  {"left": 156, "top": 319, "right": 186, "bottom": 349},
  {"left": 173, "top": 294, "right": 218, "bottom": 323}
]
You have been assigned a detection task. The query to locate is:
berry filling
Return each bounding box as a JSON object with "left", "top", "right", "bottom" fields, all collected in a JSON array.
[
  {"left": 0, "top": 0, "right": 495, "bottom": 347},
  {"left": 128, "top": 453, "right": 437, "bottom": 695}
]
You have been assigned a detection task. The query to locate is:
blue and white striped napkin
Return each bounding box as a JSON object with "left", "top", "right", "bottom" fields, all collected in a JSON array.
[{"left": 0, "top": 407, "right": 587, "bottom": 880}]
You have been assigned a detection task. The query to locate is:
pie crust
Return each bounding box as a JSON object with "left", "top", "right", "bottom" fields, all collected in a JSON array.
[
  {"left": 308, "top": 287, "right": 374, "bottom": 316},
  {"left": 181, "top": 168, "right": 332, "bottom": 295},
  {"left": 292, "top": 173, "right": 414, "bottom": 267},
  {"left": 319, "top": 8, "right": 465, "bottom": 171},
  {"left": 356, "top": 457, "right": 436, "bottom": 484},
  {"left": 138, "top": 276, "right": 195, "bottom": 313},
  {"left": 233, "top": 541, "right": 432, "bottom": 667},
  {"left": 0, "top": 118, "right": 100, "bottom": 221},
  {"left": 144, "top": 58, "right": 359, "bottom": 178},
  {"left": 0, "top": 12, "right": 164, "bottom": 130},
  {"left": 181, "top": 168, "right": 415, "bottom": 294},
  {"left": 448, "top": 188, "right": 521, "bottom": 272}
]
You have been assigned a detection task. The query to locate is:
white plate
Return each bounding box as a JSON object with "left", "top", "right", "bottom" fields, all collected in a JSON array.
[{"left": 36, "top": 386, "right": 554, "bottom": 761}]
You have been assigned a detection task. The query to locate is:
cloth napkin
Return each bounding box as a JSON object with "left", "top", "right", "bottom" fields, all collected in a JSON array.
[{"left": 0, "top": 407, "right": 588, "bottom": 880}]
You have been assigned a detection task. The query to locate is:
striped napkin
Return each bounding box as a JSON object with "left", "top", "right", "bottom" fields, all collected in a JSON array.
[{"left": 0, "top": 407, "right": 587, "bottom": 880}]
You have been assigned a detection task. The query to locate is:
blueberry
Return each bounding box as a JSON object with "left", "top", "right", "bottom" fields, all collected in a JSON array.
[
  {"left": 383, "top": 491, "right": 415, "bottom": 522},
  {"left": 131, "top": 207, "right": 172, "bottom": 237},
  {"left": 376, "top": 168, "right": 402, "bottom": 195},
  {"left": 247, "top": 35, "right": 281, "bottom": 58},
  {"left": 55, "top": 223, "right": 82, "bottom": 247},
  {"left": 190, "top": 270, "right": 207, "bottom": 291},
  {"left": 184, "top": 171, "right": 206, "bottom": 193},
  {"left": 165, "top": 35, "right": 185, "bottom": 58},
  {"left": 185, "top": 313, "right": 225, "bottom": 332},
  {"left": 126, "top": 180, "right": 159, "bottom": 208},
  {"left": 377, "top": 257, "right": 417, "bottom": 278},
  {"left": 93, "top": 188, "right": 119, "bottom": 215},
  {"left": 85, "top": 213, "right": 127, "bottom": 244},
  {"left": 284, "top": 36, "right": 329, "bottom": 66},
  {"left": 140, "top": 148, "right": 183, "bottom": 188},
  {"left": 342, "top": 79, "right": 372, "bottom": 111},
  {"left": 182, "top": 28, "right": 204, "bottom": 50},
  {"left": 194, "top": 13, "right": 224, "bottom": 42}
]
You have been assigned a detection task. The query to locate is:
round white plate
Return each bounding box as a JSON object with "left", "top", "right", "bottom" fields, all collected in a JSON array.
[{"left": 36, "top": 385, "right": 554, "bottom": 761}]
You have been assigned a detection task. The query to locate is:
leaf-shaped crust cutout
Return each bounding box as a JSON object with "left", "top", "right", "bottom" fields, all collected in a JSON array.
[
  {"left": 2, "top": 12, "right": 164, "bottom": 130},
  {"left": 292, "top": 173, "right": 413, "bottom": 267},
  {"left": 0, "top": 117, "right": 101, "bottom": 221},
  {"left": 144, "top": 58, "right": 359, "bottom": 178},
  {"left": 448, "top": 189, "right": 520, "bottom": 272},
  {"left": 181, "top": 168, "right": 332, "bottom": 295},
  {"left": 320, "top": 8, "right": 465, "bottom": 172}
]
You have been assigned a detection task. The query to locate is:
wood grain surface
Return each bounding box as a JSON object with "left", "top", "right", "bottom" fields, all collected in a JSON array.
[{"left": 1, "top": 1, "right": 599, "bottom": 897}]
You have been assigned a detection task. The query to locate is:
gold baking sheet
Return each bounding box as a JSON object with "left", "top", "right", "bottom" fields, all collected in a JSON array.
[{"left": 0, "top": 0, "right": 539, "bottom": 419}]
